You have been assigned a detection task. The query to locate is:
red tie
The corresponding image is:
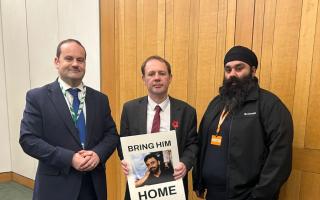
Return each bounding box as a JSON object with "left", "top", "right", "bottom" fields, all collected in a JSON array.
[{"left": 151, "top": 105, "right": 161, "bottom": 133}]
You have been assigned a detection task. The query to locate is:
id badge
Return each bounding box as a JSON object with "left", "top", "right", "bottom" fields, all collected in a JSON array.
[{"left": 211, "top": 135, "right": 222, "bottom": 146}]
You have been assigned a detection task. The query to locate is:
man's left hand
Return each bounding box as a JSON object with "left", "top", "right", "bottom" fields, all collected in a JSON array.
[
  {"left": 173, "top": 162, "right": 187, "bottom": 180},
  {"left": 78, "top": 150, "right": 100, "bottom": 171}
]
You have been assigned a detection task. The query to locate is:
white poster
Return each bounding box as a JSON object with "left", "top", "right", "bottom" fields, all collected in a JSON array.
[{"left": 120, "top": 130, "right": 186, "bottom": 200}]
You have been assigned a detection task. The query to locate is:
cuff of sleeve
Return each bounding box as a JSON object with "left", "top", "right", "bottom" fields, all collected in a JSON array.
[
  {"left": 56, "top": 147, "right": 74, "bottom": 174},
  {"left": 180, "top": 158, "right": 192, "bottom": 171}
]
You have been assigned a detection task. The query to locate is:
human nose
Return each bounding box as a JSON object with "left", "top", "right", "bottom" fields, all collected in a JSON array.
[
  {"left": 71, "top": 59, "right": 81, "bottom": 66},
  {"left": 228, "top": 68, "right": 237, "bottom": 76},
  {"left": 154, "top": 73, "right": 161, "bottom": 80},
  {"left": 225, "top": 67, "right": 237, "bottom": 77}
]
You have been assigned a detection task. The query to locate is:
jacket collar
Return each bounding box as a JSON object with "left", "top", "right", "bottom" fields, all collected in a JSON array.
[
  {"left": 137, "top": 96, "right": 148, "bottom": 133},
  {"left": 244, "top": 84, "right": 259, "bottom": 102},
  {"left": 138, "top": 95, "right": 182, "bottom": 132}
]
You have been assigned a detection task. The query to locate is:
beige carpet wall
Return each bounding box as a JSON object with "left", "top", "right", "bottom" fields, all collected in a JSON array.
[{"left": 100, "top": 0, "right": 320, "bottom": 199}]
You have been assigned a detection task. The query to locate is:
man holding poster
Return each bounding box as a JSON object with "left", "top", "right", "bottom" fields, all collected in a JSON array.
[{"left": 118, "top": 55, "right": 198, "bottom": 200}]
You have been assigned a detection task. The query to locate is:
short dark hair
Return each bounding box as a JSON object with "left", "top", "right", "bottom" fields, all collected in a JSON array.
[
  {"left": 144, "top": 153, "right": 159, "bottom": 163},
  {"left": 141, "top": 55, "right": 172, "bottom": 76},
  {"left": 56, "top": 39, "right": 86, "bottom": 58}
]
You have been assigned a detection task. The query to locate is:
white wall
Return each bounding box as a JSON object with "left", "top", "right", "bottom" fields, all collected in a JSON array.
[{"left": 0, "top": 0, "right": 100, "bottom": 180}]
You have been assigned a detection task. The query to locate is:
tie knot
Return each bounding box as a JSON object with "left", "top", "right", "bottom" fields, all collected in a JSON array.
[
  {"left": 155, "top": 105, "right": 161, "bottom": 113},
  {"left": 68, "top": 88, "right": 80, "bottom": 98}
]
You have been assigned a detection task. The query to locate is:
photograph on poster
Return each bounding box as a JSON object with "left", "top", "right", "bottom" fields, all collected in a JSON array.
[
  {"left": 121, "top": 131, "right": 186, "bottom": 200},
  {"left": 131, "top": 150, "right": 174, "bottom": 188}
]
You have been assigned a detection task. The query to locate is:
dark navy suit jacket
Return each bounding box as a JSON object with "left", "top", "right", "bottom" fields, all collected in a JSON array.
[{"left": 20, "top": 80, "right": 119, "bottom": 200}]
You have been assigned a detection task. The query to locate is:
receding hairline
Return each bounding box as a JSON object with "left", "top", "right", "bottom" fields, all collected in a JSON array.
[
  {"left": 56, "top": 39, "right": 86, "bottom": 58},
  {"left": 141, "top": 55, "right": 172, "bottom": 76}
]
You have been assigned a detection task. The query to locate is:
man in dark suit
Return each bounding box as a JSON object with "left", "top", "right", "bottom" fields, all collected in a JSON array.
[
  {"left": 19, "top": 39, "right": 119, "bottom": 200},
  {"left": 118, "top": 55, "right": 198, "bottom": 200}
]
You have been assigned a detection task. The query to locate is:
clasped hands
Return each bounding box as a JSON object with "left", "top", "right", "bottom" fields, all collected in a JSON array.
[{"left": 72, "top": 150, "right": 100, "bottom": 171}]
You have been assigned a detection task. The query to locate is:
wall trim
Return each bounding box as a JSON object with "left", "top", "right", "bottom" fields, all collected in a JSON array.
[
  {"left": 0, "top": 172, "right": 12, "bottom": 182},
  {"left": 0, "top": 172, "right": 34, "bottom": 189}
]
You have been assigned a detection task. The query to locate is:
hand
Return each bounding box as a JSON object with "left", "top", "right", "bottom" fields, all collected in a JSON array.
[
  {"left": 78, "top": 150, "right": 100, "bottom": 171},
  {"left": 173, "top": 162, "right": 187, "bottom": 180},
  {"left": 121, "top": 160, "right": 130, "bottom": 175},
  {"left": 134, "top": 170, "right": 151, "bottom": 187},
  {"left": 195, "top": 190, "right": 205, "bottom": 199},
  {"left": 144, "top": 170, "right": 150, "bottom": 177},
  {"left": 71, "top": 152, "right": 89, "bottom": 170}
]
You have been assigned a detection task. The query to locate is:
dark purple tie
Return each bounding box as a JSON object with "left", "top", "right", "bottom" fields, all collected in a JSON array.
[{"left": 151, "top": 105, "right": 161, "bottom": 133}]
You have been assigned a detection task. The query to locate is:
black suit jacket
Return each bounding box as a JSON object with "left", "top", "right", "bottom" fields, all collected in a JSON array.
[
  {"left": 118, "top": 96, "right": 198, "bottom": 200},
  {"left": 20, "top": 80, "right": 119, "bottom": 200}
]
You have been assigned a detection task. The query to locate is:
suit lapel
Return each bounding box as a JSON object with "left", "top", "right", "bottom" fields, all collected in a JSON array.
[
  {"left": 138, "top": 97, "right": 148, "bottom": 134},
  {"left": 84, "top": 88, "right": 95, "bottom": 146},
  {"left": 169, "top": 97, "right": 182, "bottom": 143},
  {"left": 47, "top": 81, "right": 81, "bottom": 145}
]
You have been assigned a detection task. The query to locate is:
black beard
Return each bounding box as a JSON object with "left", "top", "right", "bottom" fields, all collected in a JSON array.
[
  {"left": 149, "top": 166, "right": 160, "bottom": 174},
  {"left": 219, "top": 75, "right": 258, "bottom": 113}
]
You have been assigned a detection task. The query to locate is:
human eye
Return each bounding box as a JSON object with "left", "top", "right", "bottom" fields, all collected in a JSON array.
[
  {"left": 64, "top": 56, "right": 73, "bottom": 62},
  {"left": 147, "top": 71, "right": 155, "bottom": 77},
  {"left": 159, "top": 71, "right": 167, "bottom": 76},
  {"left": 235, "top": 64, "right": 245, "bottom": 72},
  {"left": 224, "top": 66, "right": 232, "bottom": 73},
  {"left": 77, "top": 57, "right": 85, "bottom": 63}
]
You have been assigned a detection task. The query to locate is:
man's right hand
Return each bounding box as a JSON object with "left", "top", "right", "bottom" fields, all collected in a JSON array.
[
  {"left": 121, "top": 160, "right": 129, "bottom": 175},
  {"left": 71, "top": 152, "right": 89, "bottom": 171}
]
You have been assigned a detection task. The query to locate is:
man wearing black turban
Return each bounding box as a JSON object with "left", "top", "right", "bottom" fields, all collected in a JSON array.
[{"left": 193, "top": 46, "right": 293, "bottom": 200}]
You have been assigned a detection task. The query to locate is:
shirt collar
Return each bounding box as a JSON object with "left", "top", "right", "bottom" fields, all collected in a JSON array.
[
  {"left": 58, "top": 77, "right": 85, "bottom": 92},
  {"left": 148, "top": 96, "right": 170, "bottom": 111}
]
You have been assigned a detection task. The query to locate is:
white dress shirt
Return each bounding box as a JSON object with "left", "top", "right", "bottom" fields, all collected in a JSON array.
[
  {"left": 146, "top": 96, "right": 171, "bottom": 133},
  {"left": 58, "top": 77, "right": 87, "bottom": 122}
]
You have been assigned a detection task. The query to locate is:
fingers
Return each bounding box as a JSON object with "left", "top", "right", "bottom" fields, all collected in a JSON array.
[
  {"left": 73, "top": 150, "right": 100, "bottom": 172},
  {"left": 78, "top": 150, "right": 86, "bottom": 155},
  {"left": 79, "top": 150, "right": 93, "bottom": 157},
  {"left": 80, "top": 161, "right": 97, "bottom": 171},
  {"left": 79, "top": 155, "right": 92, "bottom": 169},
  {"left": 71, "top": 153, "right": 85, "bottom": 170},
  {"left": 173, "top": 162, "right": 187, "bottom": 180},
  {"left": 80, "top": 151, "right": 100, "bottom": 171},
  {"left": 173, "top": 170, "right": 185, "bottom": 180},
  {"left": 121, "top": 160, "right": 129, "bottom": 175}
]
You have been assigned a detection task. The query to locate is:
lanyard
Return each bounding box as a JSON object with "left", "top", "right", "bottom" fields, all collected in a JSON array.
[
  {"left": 59, "top": 84, "right": 86, "bottom": 124},
  {"left": 216, "top": 107, "right": 229, "bottom": 134}
]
